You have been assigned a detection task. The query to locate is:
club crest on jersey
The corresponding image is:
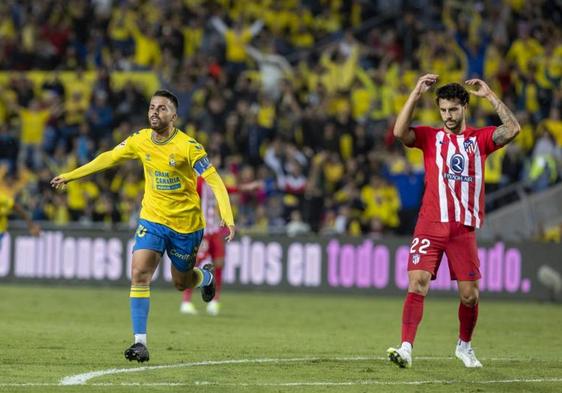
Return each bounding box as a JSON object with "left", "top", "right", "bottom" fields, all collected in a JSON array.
[
  {"left": 145, "top": 153, "right": 151, "bottom": 161},
  {"left": 463, "top": 139, "right": 476, "bottom": 154},
  {"left": 169, "top": 154, "right": 176, "bottom": 167},
  {"left": 412, "top": 254, "right": 420, "bottom": 264}
]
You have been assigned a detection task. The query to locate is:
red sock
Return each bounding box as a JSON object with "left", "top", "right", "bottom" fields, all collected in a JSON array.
[
  {"left": 182, "top": 288, "right": 193, "bottom": 302},
  {"left": 401, "top": 292, "right": 425, "bottom": 345},
  {"left": 214, "top": 266, "right": 222, "bottom": 301},
  {"left": 458, "top": 302, "right": 479, "bottom": 342}
]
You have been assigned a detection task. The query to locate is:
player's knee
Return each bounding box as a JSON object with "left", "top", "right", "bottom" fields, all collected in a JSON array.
[
  {"left": 408, "top": 271, "right": 431, "bottom": 291},
  {"left": 460, "top": 292, "right": 479, "bottom": 306},
  {"left": 131, "top": 268, "right": 152, "bottom": 285},
  {"left": 408, "top": 277, "right": 430, "bottom": 295}
]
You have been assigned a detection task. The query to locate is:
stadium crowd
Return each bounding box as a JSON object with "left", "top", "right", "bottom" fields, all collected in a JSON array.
[{"left": 0, "top": 0, "right": 560, "bottom": 237}]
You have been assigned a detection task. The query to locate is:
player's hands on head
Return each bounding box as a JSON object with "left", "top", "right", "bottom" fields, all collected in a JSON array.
[
  {"left": 414, "top": 74, "right": 439, "bottom": 97},
  {"left": 465, "top": 79, "right": 492, "bottom": 98},
  {"left": 225, "top": 225, "right": 236, "bottom": 242},
  {"left": 50, "top": 176, "right": 68, "bottom": 190}
]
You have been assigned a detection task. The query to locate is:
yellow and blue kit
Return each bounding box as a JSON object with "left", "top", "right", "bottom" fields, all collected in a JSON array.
[{"left": 60, "top": 127, "right": 234, "bottom": 272}]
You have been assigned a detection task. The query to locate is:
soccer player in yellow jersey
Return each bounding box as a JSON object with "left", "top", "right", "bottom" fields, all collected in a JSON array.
[
  {"left": 50, "top": 90, "right": 235, "bottom": 363},
  {"left": 0, "top": 193, "right": 41, "bottom": 245}
]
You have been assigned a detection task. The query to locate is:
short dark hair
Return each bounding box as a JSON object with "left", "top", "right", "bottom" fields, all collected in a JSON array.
[
  {"left": 435, "top": 83, "right": 469, "bottom": 106},
  {"left": 153, "top": 89, "right": 178, "bottom": 110}
]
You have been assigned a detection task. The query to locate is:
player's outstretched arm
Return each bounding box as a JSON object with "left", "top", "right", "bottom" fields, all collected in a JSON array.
[
  {"left": 394, "top": 74, "right": 439, "bottom": 146},
  {"left": 203, "top": 170, "right": 236, "bottom": 242},
  {"left": 50, "top": 151, "right": 124, "bottom": 190},
  {"left": 465, "top": 79, "right": 521, "bottom": 146}
]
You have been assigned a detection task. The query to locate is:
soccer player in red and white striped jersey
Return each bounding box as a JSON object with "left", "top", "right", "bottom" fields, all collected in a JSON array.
[
  {"left": 387, "top": 75, "right": 520, "bottom": 368},
  {"left": 180, "top": 176, "right": 227, "bottom": 316}
]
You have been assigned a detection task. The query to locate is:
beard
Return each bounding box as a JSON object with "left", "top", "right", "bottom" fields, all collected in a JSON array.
[
  {"left": 445, "top": 120, "right": 461, "bottom": 132},
  {"left": 149, "top": 117, "right": 169, "bottom": 132}
]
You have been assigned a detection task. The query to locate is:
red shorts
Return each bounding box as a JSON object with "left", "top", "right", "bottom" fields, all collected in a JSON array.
[
  {"left": 196, "top": 231, "right": 225, "bottom": 263},
  {"left": 407, "top": 219, "right": 481, "bottom": 281}
]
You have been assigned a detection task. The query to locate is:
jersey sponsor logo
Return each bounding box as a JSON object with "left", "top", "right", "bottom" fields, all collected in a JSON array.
[
  {"left": 444, "top": 153, "right": 473, "bottom": 182},
  {"left": 444, "top": 173, "right": 474, "bottom": 182},
  {"left": 154, "top": 170, "right": 181, "bottom": 190},
  {"left": 193, "top": 156, "right": 212, "bottom": 175},
  {"left": 450, "top": 153, "right": 464, "bottom": 173},
  {"left": 117, "top": 140, "right": 126, "bottom": 147}
]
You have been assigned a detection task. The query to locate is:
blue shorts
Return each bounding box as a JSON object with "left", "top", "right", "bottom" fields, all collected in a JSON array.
[{"left": 133, "top": 219, "right": 204, "bottom": 272}]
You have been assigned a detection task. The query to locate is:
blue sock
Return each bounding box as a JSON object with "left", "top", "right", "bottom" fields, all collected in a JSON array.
[
  {"left": 194, "top": 267, "right": 213, "bottom": 287},
  {"left": 130, "top": 285, "right": 150, "bottom": 336}
]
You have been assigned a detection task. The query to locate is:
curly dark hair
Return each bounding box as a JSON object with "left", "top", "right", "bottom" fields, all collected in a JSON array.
[{"left": 435, "top": 83, "right": 470, "bottom": 106}]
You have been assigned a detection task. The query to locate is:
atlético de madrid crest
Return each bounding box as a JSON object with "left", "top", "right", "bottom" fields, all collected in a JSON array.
[{"left": 463, "top": 139, "right": 475, "bottom": 154}]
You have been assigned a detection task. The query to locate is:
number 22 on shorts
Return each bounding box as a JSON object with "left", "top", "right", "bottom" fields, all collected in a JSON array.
[{"left": 410, "top": 237, "right": 430, "bottom": 254}]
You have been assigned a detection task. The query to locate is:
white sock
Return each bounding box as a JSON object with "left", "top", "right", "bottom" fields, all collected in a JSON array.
[
  {"left": 458, "top": 339, "right": 471, "bottom": 349},
  {"left": 400, "top": 342, "right": 412, "bottom": 352},
  {"left": 135, "top": 334, "right": 147, "bottom": 345}
]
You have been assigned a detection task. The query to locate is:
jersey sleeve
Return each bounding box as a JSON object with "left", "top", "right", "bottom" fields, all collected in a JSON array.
[
  {"left": 477, "top": 126, "right": 501, "bottom": 155},
  {"left": 61, "top": 136, "right": 138, "bottom": 182},
  {"left": 188, "top": 138, "right": 216, "bottom": 177},
  {"left": 111, "top": 134, "right": 138, "bottom": 161},
  {"left": 409, "top": 126, "right": 434, "bottom": 149}
]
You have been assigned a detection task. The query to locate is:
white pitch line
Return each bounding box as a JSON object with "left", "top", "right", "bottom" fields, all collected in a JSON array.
[
  {"left": 3, "top": 377, "right": 562, "bottom": 388},
  {"left": 91, "top": 378, "right": 562, "bottom": 386},
  {"left": 59, "top": 356, "right": 556, "bottom": 386},
  {"left": 60, "top": 357, "right": 376, "bottom": 385}
]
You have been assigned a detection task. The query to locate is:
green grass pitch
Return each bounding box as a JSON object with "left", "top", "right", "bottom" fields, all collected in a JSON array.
[{"left": 0, "top": 284, "right": 561, "bottom": 392}]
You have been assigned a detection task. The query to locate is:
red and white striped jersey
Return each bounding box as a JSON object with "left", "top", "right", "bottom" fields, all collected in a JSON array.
[
  {"left": 408, "top": 126, "right": 502, "bottom": 228},
  {"left": 197, "top": 177, "right": 221, "bottom": 235}
]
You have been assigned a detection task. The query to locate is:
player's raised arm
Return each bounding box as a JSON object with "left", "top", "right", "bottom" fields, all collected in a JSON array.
[
  {"left": 394, "top": 74, "right": 439, "bottom": 146},
  {"left": 465, "top": 79, "right": 521, "bottom": 146},
  {"left": 50, "top": 137, "right": 137, "bottom": 190}
]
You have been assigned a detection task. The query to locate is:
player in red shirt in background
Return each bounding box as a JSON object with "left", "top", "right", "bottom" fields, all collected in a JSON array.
[
  {"left": 387, "top": 74, "right": 520, "bottom": 368},
  {"left": 180, "top": 175, "right": 227, "bottom": 316}
]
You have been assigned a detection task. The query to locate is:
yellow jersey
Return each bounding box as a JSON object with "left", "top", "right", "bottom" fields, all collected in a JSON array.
[
  {"left": 63, "top": 128, "right": 216, "bottom": 234},
  {"left": 113, "top": 128, "right": 212, "bottom": 233},
  {"left": 0, "top": 193, "right": 14, "bottom": 233}
]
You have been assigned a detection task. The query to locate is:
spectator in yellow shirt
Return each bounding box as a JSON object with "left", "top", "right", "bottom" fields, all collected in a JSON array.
[
  {"left": 15, "top": 99, "right": 52, "bottom": 169},
  {"left": 507, "top": 25, "right": 544, "bottom": 74},
  {"left": 211, "top": 15, "right": 264, "bottom": 81}
]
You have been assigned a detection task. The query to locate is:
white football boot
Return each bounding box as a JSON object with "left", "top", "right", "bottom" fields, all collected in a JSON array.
[
  {"left": 180, "top": 302, "right": 198, "bottom": 315},
  {"left": 455, "top": 340, "right": 483, "bottom": 368},
  {"left": 387, "top": 343, "right": 412, "bottom": 368},
  {"left": 206, "top": 300, "right": 220, "bottom": 316}
]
